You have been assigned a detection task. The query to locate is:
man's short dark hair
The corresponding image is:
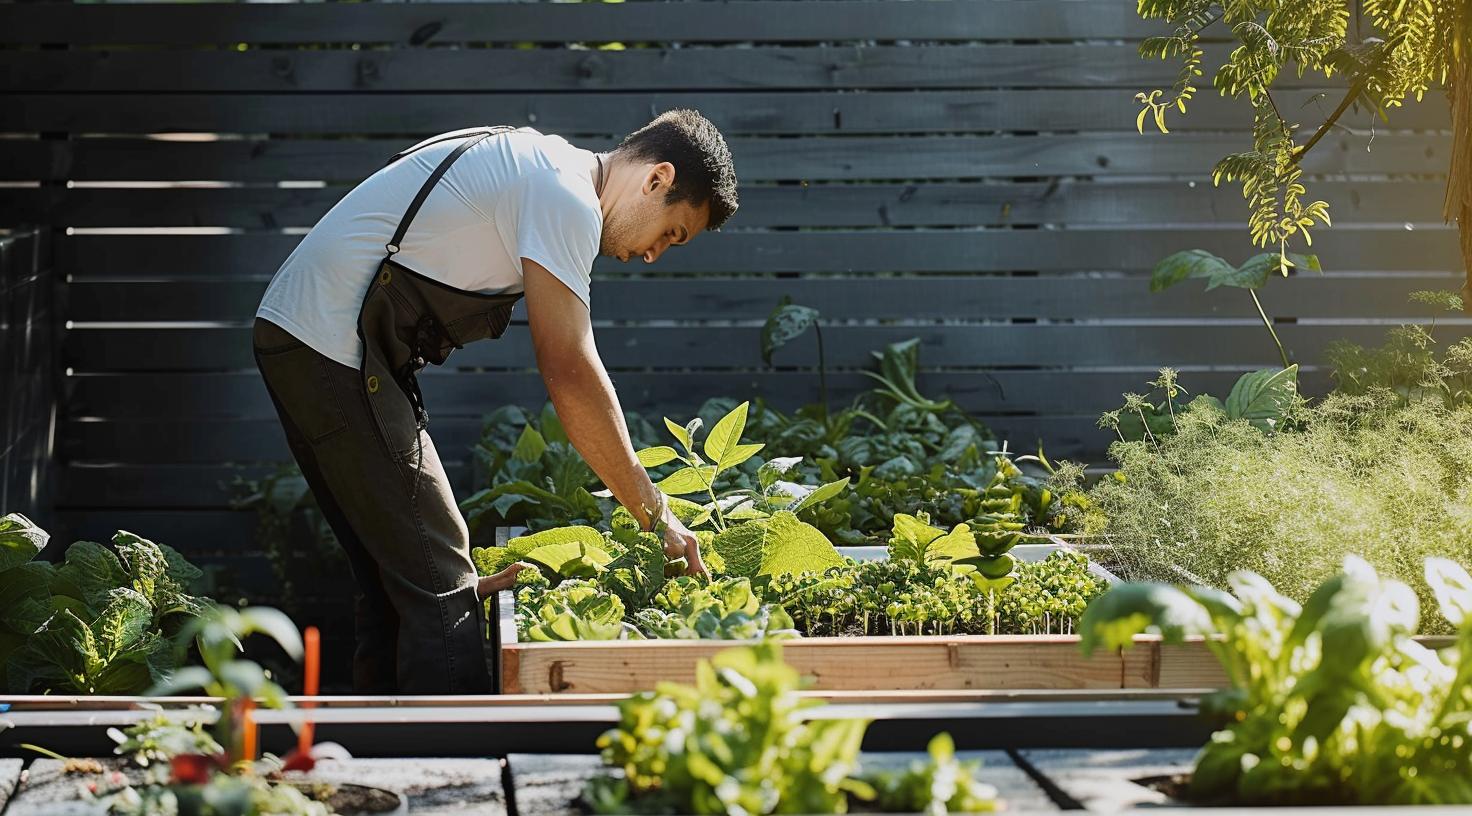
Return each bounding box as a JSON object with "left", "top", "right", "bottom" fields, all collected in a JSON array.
[{"left": 614, "top": 108, "right": 738, "bottom": 231}]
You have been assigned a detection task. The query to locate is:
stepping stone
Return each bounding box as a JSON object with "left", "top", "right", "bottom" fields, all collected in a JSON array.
[
  {"left": 858, "top": 750, "right": 1059, "bottom": 812},
  {"left": 286, "top": 758, "right": 507, "bottom": 815},
  {"left": 0, "top": 759, "right": 22, "bottom": 811},
  {"left": 505, "top": 754, "right": 604, "bottom": 816},
  {"left": 1017, "top": 748, "right": 1197, "bottom": 812},
  {"left": 11, "top": 757, "right": 506, "bottom": 815},
  {"left": 7, "top": 758, "right": 135, "bottom": 816}
]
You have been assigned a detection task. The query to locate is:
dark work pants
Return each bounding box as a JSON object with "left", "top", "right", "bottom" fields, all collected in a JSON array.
[{"left": 252, "top": 317, "right": 491, "bottom": 694}]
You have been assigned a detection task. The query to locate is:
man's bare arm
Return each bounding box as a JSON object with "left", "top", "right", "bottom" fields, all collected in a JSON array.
[{"left": 521, "top": 258, "right": 706, "bottom": 574}]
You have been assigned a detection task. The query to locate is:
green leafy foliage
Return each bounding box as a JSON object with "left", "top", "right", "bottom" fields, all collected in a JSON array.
[
  {"left": 768, "top": 550, "right": 1106, "bottom": 638},
  {"left": 3, "top": 519, "right": 211, "bottom": 695},
  {"left": 1078, "top": 353, "right": 1472, "bottom": 633},
  {"left": 460, "top": 404, "right": 605, "bottom": 534},
  {"left": 585, "top": 642, "right": 1001, "bottom": 814},
  {"left": 1099, "top": 367, "right": 1302, "bottom": 443},
  {"left": 1081, "top": 557, "right": 1472, "bottom": 805},
  {"left": 584, "top": 641, "right": 873, "bottom": 815},
  {"left": 517, "top": 580, "right": 635, "bottom": 641},
  {"left": 709, "top": 511, "right": 846, "bottom": 579},
  {"left": 1132, "top": 0, "right": 1470, "bottom": 267},
  {"left": 635, "top": 576, "right": 798, "bottom": 640},
  {"left": 860, "top": 733, "right": 1000, "bottom": 815},
  {"left": 1327, "top": 290, "right": 1472, "bottom": 408}
]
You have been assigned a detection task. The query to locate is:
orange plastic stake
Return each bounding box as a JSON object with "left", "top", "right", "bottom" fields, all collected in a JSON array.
[
  {"left": 240, "top": 698, "right": 258, "bottom": 763},
  {"left": 300, "top": 626, "right": 320, "bottom": 754}
]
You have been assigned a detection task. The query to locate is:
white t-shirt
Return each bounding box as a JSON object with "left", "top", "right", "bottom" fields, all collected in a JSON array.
[{"left": 257, "top": 127, "right": 602, "bottom": 370}]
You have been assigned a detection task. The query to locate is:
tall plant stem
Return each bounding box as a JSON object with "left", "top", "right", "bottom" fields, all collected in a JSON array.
[{"left": 1250, "top": 289, "right": 1291, "bottom": 369}]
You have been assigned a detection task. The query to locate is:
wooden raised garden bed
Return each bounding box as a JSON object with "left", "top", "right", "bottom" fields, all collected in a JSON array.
[
  {"left": 499, "top": 631, "right": 1229, "bottom": 695},
  {"left": 489, "top": 529, "right": 1236, "bottom": 694}
]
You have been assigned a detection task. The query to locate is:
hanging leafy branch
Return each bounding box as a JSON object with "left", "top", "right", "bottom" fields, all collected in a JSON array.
[{"left": 1134, "top": 0, "right": 1472, "bottom": 288}]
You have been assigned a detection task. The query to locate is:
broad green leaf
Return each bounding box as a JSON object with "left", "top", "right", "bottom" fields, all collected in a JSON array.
[
  {"left": 656, "top": 466, "right": 718, "bottom": 496},
  {"left": 758, "top": 457, "right": 803, "bottom": 491},
  {"left": 91, "top": 587, "right": 153, "bottom": 661},
  {"left": 158, "top": 543, "right": 204, "bottom": 589},
  {"left": 791, "top": 478, "right": 851, "bottom": 514},
  {"left": 712, "top": 521, "right": 768, "bottom": 578},
  {"left": 1150, "top": 250, "right": 1232, "bottom": 293},
  {"left": 114, "top": 532, "right": 169, "bottom": 605},
  {"left": 1078, "top": 582, "right": 1216, "bottom": 654},
  {"left": 759, "top": 511, "right": 844, "bottom": 578},
  {"left": 720, "top": 442, "right": 765, "bottom": 471},
  {"left": 1205, "top": 253, "right": 1275, "bottom": 291},
  {"left": 0, "top": 562, "right": 54, "bottom": 635},
  {"left": 664, "top": 417, "right": 693, "bottom": 452},
  {"left": 511, "top": 424, "right": 548, "bottom": 463},
  {"left": 704, "top": 402, "right": 751, "bottom": 466},
  {"left": 0, "top": 512, "right": 48, "bottom": 572},
  {"left": 508, "top": 526, "right": 606, "bottom": 554},
  {"left": 17, "top": 610, "right": 98, "bottom": 692},
  {"left": 888, "top": 513, "right": 946, "bottom": 563},
  {"left": 761, "top": 297, "right": 821, "bottom": 364},
  {"left": 524, "top": 541, "right": 614, "bottom": 578},
  {"left": 51, "top": 540, "right": 128, "bottom": 617},
  {"left": 636, "top": 446, "right": 680, "bottom": 468},
  {"left": 1224, "top": 365, "right": 1298, "bottom": 431}
]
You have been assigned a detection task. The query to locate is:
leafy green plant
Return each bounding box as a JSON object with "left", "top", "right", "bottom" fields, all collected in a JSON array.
[
  {"left": 1151, "top": 250, "right": 1321, "bottom": 368},
  {"left": 1098, "top": 366, "right": 1302, "bottom": 444},
  {"left": 82, "top": 607, "right": 329, "bottom": 815},
  {"left": 629, "top": 401, "right": 769, "bottom": 530},
  {"left": 516, "top": 579, "right": 638, "bottom": 641},
  {"left": 1133, "top": 0, "right": 1471, "bottom": 276},
  {"left": 859, "top": 733, "right": 1000, "bottom": 815},
  {"left": 460, "top": 404, "right": 605, "bottom": 535},
  {"left": 585, "top": 642, "right": 999, "bottom": 814},
  {"left": 634, "top": 576, "right": 798, "bottom": 640},
  {"left": 1079, "top": 371, "right": 1472, "bottom": 632},
  {"left": 1327, "top": 289, "right": 1472, "bottom": 407},
  {"left": 3, "top": 515, "right": 212, "bottom": 695},
  {"left": 1081, "top": 555, "right": 1472, "bottom": 805}
]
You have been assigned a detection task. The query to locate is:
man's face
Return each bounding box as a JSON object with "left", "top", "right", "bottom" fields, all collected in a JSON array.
[{"left": 601, "top": 162, "right": 711, "bottom": 265}]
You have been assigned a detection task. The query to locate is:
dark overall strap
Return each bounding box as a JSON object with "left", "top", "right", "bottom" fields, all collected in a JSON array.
[{"left": 382, "top": 125, "right": 518, "bottom": 255}]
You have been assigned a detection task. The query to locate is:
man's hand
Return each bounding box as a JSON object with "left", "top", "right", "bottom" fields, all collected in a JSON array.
[
  {"left": 476, "top": 561, "right": 535, "bottom": 600},
  {"left": 659, "top": 512, "right": 709, "bottom": 578}
]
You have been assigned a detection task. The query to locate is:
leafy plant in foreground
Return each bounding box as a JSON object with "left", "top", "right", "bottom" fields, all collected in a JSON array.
[
  {"left": 584, "top": 641, "right": 998, "bottom": 814},
  {"left": 1081, "top": 555, "right": 1472, "bottom": 806}
]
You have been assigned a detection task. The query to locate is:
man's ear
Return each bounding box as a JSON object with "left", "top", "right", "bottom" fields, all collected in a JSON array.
[{"left": 647, "top": 161, "right": 676, "bottom": 194}]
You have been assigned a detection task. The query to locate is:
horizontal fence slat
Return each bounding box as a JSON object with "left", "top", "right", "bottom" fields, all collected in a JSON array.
[
  {"left": 3, "top": 90, "right": 1449, "bottom": 135},
  {"left": 63, "top": 324, "right": 1418, "bottom": 372},
  {"left": 62, "top": 369, "right": 1337, "bottom": 422},
  {"left": 3, "top": 133, "right": 1448, "bottom": 183},
  {"left": 0, "top": 45, "right": 1334, "bottom": 94},
  {"left": 65, "top": 275, "right": 1462, "bottom": 323},
  {"left": 57, "top": 230, "right": 1465, "bottom": 278},
  {"left": 59, "top": 414, "right": 1118, "bottom": 467},
  {"left": 0, "top": 2, "right": 1163, "bottom": 45},
  {"left": 56, "top": 463, "right": 468, "bottom": 509},
  {"left": 5, "top": 180, "right": 1449, "bottom": 229}
]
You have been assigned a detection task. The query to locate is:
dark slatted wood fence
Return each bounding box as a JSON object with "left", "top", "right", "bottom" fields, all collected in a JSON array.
[
  {"left": 0, "top": 229, "right": 56, "bottom": 529},
  {"left": 0, "top": 1, "right": 1460, "bottom": 596}
]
